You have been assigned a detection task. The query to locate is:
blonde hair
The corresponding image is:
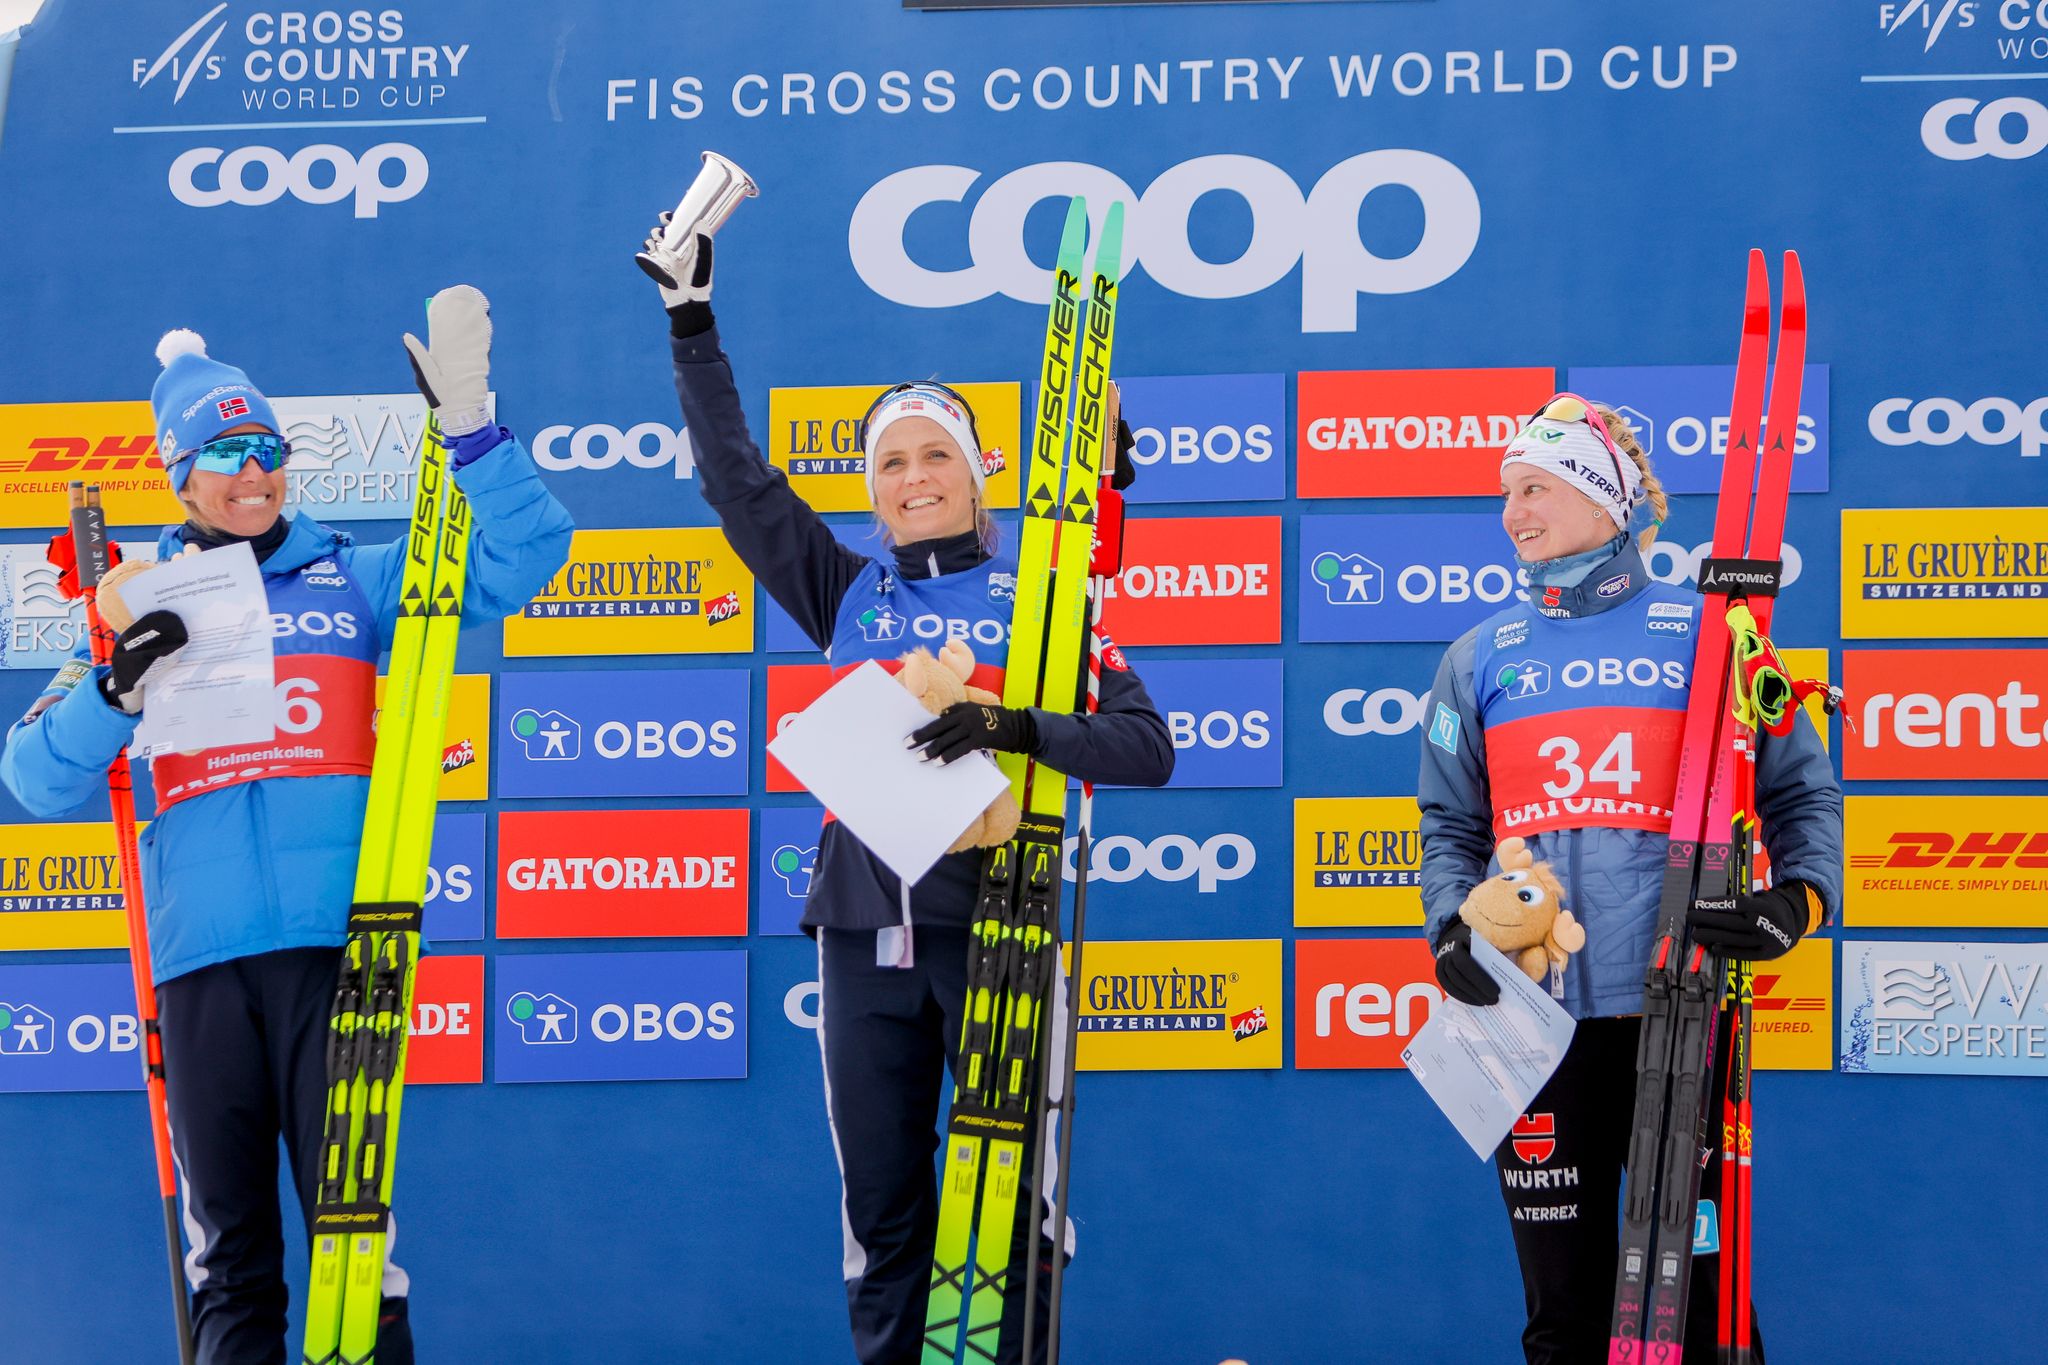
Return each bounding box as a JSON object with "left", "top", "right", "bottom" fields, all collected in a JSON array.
[{"left": 1592, "top": 403, "right": 1667, "bottom": 550}]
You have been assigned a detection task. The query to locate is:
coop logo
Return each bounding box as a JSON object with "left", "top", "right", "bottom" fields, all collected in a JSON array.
[
  {"left": 1322, "top": 686, "right": 1426, "bottom": 738},
  {"left": 167, "top": 143, "right": 428, "bottom": 218},
  {"left": 1065, "top": 832, "right": 1254, "bottom": 895},
  {"left": 1297, "top": 368, "right": 1555, "bottom": 497},
  {"left": 1115, "top": 373, "right": 1286, "bottom": 504},
  {"left": 1563, "top": 364, "right": 1830, "bottom": 495},
  {"left": 1128, "top": 659, "right": 1283, "bottom": 789},
  {"left": 1294, "top": 938, "right": 1440, "bottom": 1069},
  {"left": 533, "top": 423, "right": 696, "bottom": 479},
  {"left": 1844, "top": 649, "right": 2048, "bottom": 780},
  {"left": 1095, "top": 516, "right": 1280, "bottom": 647},
  {"left": 497, "top": 670, "right": 749, "bottom": 799},
  {"left": 1646, "top": 602, "right": 1695, "bottom": 638},
  {"left": 850, "top": 152, "right": 1480, "bottom": 333},
  {"left": 493, "top": 951, "right": 748, "bottom": 1083},
  {"left": 1923, "top": 97, "right": 2048, "bottom": 158},
  {"left": 1843, "top": 941, "right": 2048, "bottom": 1076},
  {"left": 496, "top": 809, "right": 748, "bottom": 939},
  {"left": 1299, "top": 514, "right": 1524, "bottom": 643},
  {"left": 1510, "top": 1113, "right": 1558, "bottom": 1164},
  {"left": 1870, "top": 395, "right": 2048, "bottom": 457}
]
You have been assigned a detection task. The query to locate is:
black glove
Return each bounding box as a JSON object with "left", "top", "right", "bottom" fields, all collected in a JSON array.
[
  {"left": 909, "top": 702, "right": 1039, "bottom": 766},
  {"left": 1432, "top": 919, "right": 1501, "bottom": 1007},
  {"left": 100, "top": 610, "right": 188, "bottom": 714},
  {"left": 1687, "top": 880, "right": 1813, "bottom": 961},
  {"left": 1111, "top": 416, "right": 1137, "bottom": 491}
]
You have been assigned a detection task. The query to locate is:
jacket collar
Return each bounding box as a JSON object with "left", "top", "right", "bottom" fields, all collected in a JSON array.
[
  {"left": 161, "top": 510, "right": 354, "bottom": 575},
  {"left": 1524, "top": 538, "right": 1652, "bottom": 620},
  {"left": 889, "top": 529, "right": 986, "bottom": 580}
]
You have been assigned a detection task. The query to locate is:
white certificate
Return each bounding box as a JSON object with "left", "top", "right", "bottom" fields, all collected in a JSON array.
[
  {"left": 1402, "top": 936, "right": 1579, "bottom": 1160},
  {"left": 117, "top": 542, "right": 278, "bottom": 760}
]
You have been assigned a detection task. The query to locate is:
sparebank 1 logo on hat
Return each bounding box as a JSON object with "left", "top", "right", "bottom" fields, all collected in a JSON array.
[
  {"left": 1298, "top": 513, "right": 1525, "bottom": 643},
  {"left": 494, "top": 951, "right": 748, "bottom": 1084},
  {"left": 498, "top": 670, "right": 749, "bottom": 799},
  {"left": 1107, "top": 658, "right": 1283, "bottom": 789}
]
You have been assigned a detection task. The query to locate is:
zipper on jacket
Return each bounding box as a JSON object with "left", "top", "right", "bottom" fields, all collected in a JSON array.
[{"left": 248, "top": 782, "right": 287, "bottom": 938}]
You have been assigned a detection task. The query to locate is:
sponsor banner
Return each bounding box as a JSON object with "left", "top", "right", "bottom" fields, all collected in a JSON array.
[
  {"left": 1841, "top": 940, "right": 2048, "bottom": 1077},
  {"left": 1840, "top": 507, "right": 2048, "bottom": 639},
  {"left": 3, "top": 539, "right": 155, "bottom": 671},
  {"left": 0, "top": 821, "right": 135, "bottom": 950},
  {"left": 1868, "top": 394, "right": 2048, "bottom": 459},
  {"left": 1292, "top": 938, "right": 1440, "bottom": 1070},
  {"left": 758, "top": 806, "right": 823, "bottom": 936},
  {"left": 495, "top": 809, "right": 749, "bottom": 939},
  {"left": 765, "top": 665, "right": 834, "bottom": 793},
  {"left": 1107, "top": 658, "right": 1282, "bottom": 789},
  {"left": 498, "top": 669, "right": 749, "bottom": 799},
  {"left": 407, "top": 954, "right": 483, "bottom": 1086},
  {"left": 1844, "top": 795, "right": 2048, "bottom": 927},
  {"left": 1843, "top": 648, "right": 2048, "bottom": 781},
  {"left": 503, "top": 528, "right": 755, "bottom": 657},
  {"left": 0, "top": 402, "right": 181, "bottom": 528},
  {"left": 376, "top": 673, "right": 489, "bottom": 801},
  {"left": 494, "top": 950, "right": 747, "bottom": 1084},
  {"left": 1296, "top": 368, "right": 1556, "bottom": 498},
  {"left": 1564, "top": 363, "right": 1831, "bottom": 494},
  {"left": 1751, "top": 938, "right": 1833, "bottom": 1072},
  {"left": 1096, "top": 514, "right": 1281, "bottom": 646},
  {"left": 1321, "top": 682, "right": 1429, "bottom": 740},
  {"left": 531, "top": 420, "right": 696, "bottom": 481},
  {"left": 1067, "top": 827, "right": 1257, "bottom": 898},
  {"left": 1298, "top": 513, "right": 1523, "bottom": 642},
  {"left": 0, "top": 964, "right": 142, "bottom": 1092},
  {"left": 1116, "top": 374, "right": 1286, "bottom": 503},
  {"left": 1292, "top": 798, "right": 1424, "bottom": 927},
  {"left": 278, "top": 392, "right": 473, "bottom": 521},
  {"left": 1073, "top": 938, "right": 1281, "bottom": 1071},
  {"left": 765, "top": 382, "right": 1022, "bottom": 512},
  {"left": 425, "top": 812, "right": 486, "bottom": 942}
]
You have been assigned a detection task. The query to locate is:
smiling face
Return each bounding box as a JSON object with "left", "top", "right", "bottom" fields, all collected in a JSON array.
[
  {"left": 1500, "top": 460, "right": 1615, "bottom": 563},
  {"left": 871, "top": 414, "right": 978, "bottom": 544},
  {"left": 178, "top": 421, "right": 287, "bottom": 538}
]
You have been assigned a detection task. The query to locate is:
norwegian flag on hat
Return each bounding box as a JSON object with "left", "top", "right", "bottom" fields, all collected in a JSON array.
[{"left": 217, "top": 396, "right": 251, "bottom": 421}]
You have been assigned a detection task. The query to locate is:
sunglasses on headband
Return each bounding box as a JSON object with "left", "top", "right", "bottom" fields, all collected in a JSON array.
[
  {"left": 859, "top": 381, "right": 982, "bottom": 451},
  {"left": 1525, "top": 392, "right": 1632, "bottom": 502},
  {"left": 167, "top": 432, "right": 291, "bottom": 477}
]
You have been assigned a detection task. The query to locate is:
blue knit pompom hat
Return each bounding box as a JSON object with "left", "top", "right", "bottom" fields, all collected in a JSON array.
[{"left": 150, "top": 330, "right": 280, "bottom": 492}]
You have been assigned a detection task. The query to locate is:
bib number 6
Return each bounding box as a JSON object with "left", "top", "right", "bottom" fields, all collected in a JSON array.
[
  {"left": 276, "top": 677, "right": 323, "bottom": 735},
  {"left": 1537, "top": 732, "right": 1641, "bottom": 798}
]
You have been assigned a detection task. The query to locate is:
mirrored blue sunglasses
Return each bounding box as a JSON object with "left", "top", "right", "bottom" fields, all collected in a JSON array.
[{"left": 170, "top": 432, "right": 290, "bottom": 477}]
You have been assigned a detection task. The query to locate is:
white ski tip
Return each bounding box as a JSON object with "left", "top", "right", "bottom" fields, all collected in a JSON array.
[{"left": 155, "top": 329, "right": 208, "bottom": 367}]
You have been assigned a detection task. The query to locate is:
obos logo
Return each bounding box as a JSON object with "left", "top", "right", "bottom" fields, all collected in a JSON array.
[
  {"left": 1293, "top": 938, "right": 1441, "bottom": 1069},
  {"left": 0, "top": 965, "right": 148, "bottom": 1092},
  {"left": 494, "top": 951, "right": 747, "bottom": 1084},
  {"left": 496, "top": 808, "right": 748, "bottom": 939},
  {"left": 1114, "top": 374, "right": 1285, "bottom": 504},
  {"left": 1116, "top": 658, "right": 1282, "bottom": 789},
  {"left": 1842, "top": 940, "right": 2048, "bottom": 1077},
  {"left": 1065, "top": 831, "right": 1254, "bottom": 895},
  {"left": 1095, "top": 515, "right": 1281, "bottom": 646},
  {"left": 423, "top": 812, "right": 485, "bottom": 942},
  {"left": 1844, "top": 648, "right": 2048, "bottom": 781},
  {"left": 504, "top": 527, "right": 755, "bottom": 658},
  {"left": 848, "top": 153, "right": 1481, "bottom": 333},
  {"left": 534, "top": 422, "right": 696, "bottom": 480},
  {"left": 0, "top": 402, "right": 183, "bottom": 529},
  {"left": 1297, "top": 368, "right": 1556, "bottom": 497},
  {"left": 498, "top": 669, "right": 748, "bottom": 799},
  {"left": 1563, "top": 364, "right": 1830, "bottom": 495},
  {"left": 1293, "top": 797, "right": 1427, "bottom": 927},
  {"left": 1073, "top": 938, "right": 1282, "bottom": 1071},
  {"left": 1321, "top": 686, "right": 1426, "bottom": 738},
  {"left": 758, "top": 805, "right": 825, "bottom": 936},
  {"left": 1298, "top": 513, "right": 1523, "bottom": 643},
  {"left": 1844, "top": 794, "right": 2048, "bottom": 926},
  {"left": 1841, "top": 506, "right": 2048, "bottom": 640}
]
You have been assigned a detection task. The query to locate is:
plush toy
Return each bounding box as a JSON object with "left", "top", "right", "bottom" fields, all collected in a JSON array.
[
  {"left": 896, "top": 641, "right": 1022, "bottom": 853},
  {"left": 1457, "top": 836, "right": 1586, "bottom": 985}
]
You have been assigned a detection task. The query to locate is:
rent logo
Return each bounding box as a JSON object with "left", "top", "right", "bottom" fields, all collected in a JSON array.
[
  {"left": 504, "top": 527, "right": 755, "bottom": 657},
  {"left": 766, "top": 382, "right": 1021, "bottom": 512},
  {"left": 1840, "top": 506, "right": 2048, "bottom": 640},
  {"left": 376, "top": 673, "right": 489, "bottom": 801},
  {"left": 495, "top": 808, "right": 748, "bottom": 939},
  {"left": 1292, "top": 797, "right": 1425, "bottom": 927},
  {"left": 1844, "top": 648, "right": 2048, "bottom": 781},
  {"left": 1841, "top": 940, "right": 2048, "bottom": 1078},
  {"left": 1073, "top": 938, "right": 1281, "bottom": 1072},
  {"left": 1844, "top": 794, "right": 2048, "bottom": 927},
  {"left": 0, "top": 402, "right": 183, "bottom": 528},
  {"left": 494, "top": 950, "right": 747, "bottom": 1084},
  {"left": 1299, "top": 513, "right": 1524, "bottom": 642},
  {"left": 1563, "top": 363, "right": 1831, "bottom": 494},
  {"left": 407, "top": 955, "right": 483, "bottom": 1086},
  {"left": 1292, "top": 938, "right": 1440, "bottom": 1070},
  {"left": 766, "top": 665, "right": 834, "bottom": 793},
  {"left": 757, "top": 805, "right": 824, "bottom": 936},
  {"left": 424, "top": 812, "right": 485, "bottom": 942},
  {"left": 0, "top": 964, "right": 146, "bottom": 1092},
  {"left": 0, "top": 821, "right": 139, "bottom": 951},
  {"left": 498, "top": 669, "right": 749, "bottom": 799},
  {"left": 1114, "top": 373, "right": 1285, "bottom": 504},
  {"left": 1296, "top": 367, "right": 1556, "bottom": 498},
  {"left": 1107, "top": 658, "right": 1282, "bottom": 789},
  {"left": 1095, "top": 515, "right": 1281, "bottom": 646}
]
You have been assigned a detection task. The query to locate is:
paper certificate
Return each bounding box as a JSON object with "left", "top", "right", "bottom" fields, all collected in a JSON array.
[{"left": 118, "top": 542, "right": 277, "bottom": 760}]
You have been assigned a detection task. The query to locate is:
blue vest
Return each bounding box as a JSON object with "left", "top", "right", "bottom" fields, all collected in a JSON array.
[{"left": 826, "top": 553, "right": 1018, "bottom": 694}]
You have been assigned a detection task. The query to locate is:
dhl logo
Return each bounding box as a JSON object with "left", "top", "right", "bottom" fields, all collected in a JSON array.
[
  {"left": 0, "top": 434, "right": 159, "bottom": 474},
  {"left": 1848, "top": 831, "right": 2048, "bottom": 870},
  {"left": 1751, "top": 974, "right": 1824, "bottom": 1013}
]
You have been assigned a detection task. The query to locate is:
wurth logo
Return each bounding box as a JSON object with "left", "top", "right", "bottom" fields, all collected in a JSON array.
[
  {"left": 0, "top": 435, "right": 159, "bottom": 476},
  {"left": 1851, "top": 831, "right": 2048, "bottom": 869},
  {"left": 1510, "top": 1113, "right": 1558, "bottom": 1164}
]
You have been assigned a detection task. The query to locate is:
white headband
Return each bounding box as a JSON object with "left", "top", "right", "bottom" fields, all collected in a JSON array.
[
  {"left": 1500, "top": 415, "right": 1642, "bottom": 533},
  {"left": 862, "top": 386, "right": 1002, "bottom": 503}
]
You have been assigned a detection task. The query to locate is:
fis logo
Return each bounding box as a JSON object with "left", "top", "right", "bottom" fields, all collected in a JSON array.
[
  {"left": 0, "top": 1002, "right": 55, "bottom": 1055},
  {"left": 505, "top": 992, "right": 579, "bottom": 1044},
  {"left": 510, "top": 708, "right": 581, "bottom": 760},
  {"left": 858, "top": 604, "right": 905, "bottom": 642},
  {"left": 1511, "top": 1113, "right": 1558, "bottom": 1164},
  {"left": 1496, "top": 659, "right": 1552, "bottom": 699},
  {"left": 772, "top": 844, "right": 818, "bottom": 897},
  {"left": 1230, "top": 1006, "right": 1270, "bottom": 1042},
  {"left": 1311, "top": 552, "right": 1384, "bottom": 605}
]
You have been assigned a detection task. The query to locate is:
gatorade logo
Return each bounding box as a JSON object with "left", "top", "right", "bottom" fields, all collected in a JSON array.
[
  {"left": 496, "top": 809, "right": 748, "bottom": 938},
  {"left": 1097, "top": 516, "right": 1281, "bottom": 646}
]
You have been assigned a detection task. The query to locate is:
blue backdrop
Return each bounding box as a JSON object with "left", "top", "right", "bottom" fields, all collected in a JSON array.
[{"left": 3, "top": 1, "right": 2046, "bottom": 1361}]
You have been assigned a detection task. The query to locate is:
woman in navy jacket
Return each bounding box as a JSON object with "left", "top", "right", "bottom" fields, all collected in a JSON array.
[{"left": 654, "top": 230, "right": 1173, "bottom": 1365}]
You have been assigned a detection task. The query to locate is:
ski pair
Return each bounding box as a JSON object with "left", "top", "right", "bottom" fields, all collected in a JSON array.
[
  {"left": 50, "top": 485, "right": 196, "bottom": 1365},
  {"left": 302, "top": 416, "right": 469, "bottom": 1364},
  {"left": 1608, "top": 250, "right": 1805, "bottom": 1365},
  {"left": 923, "top": 196, "right": 1123, "bottom": 1365}
]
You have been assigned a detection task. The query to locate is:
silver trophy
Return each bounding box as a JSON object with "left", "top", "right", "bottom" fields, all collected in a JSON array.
[{"left": 636, "top": 150, "right": 759, "bottom": 288}]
